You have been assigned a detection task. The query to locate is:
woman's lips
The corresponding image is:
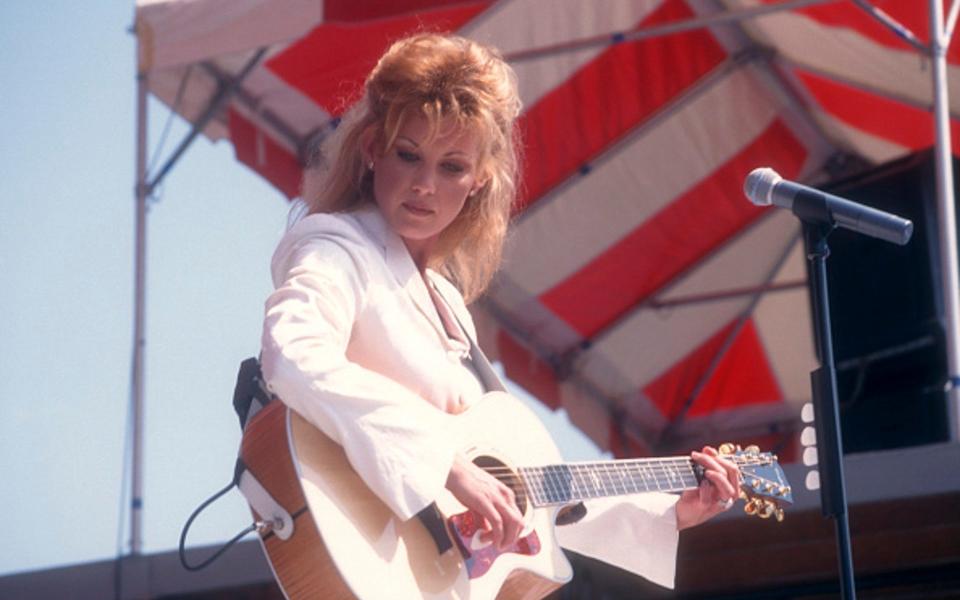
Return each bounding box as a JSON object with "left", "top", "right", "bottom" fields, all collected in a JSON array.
[{"left": 403, "top": 202, "right": 433, "bottom": 216}]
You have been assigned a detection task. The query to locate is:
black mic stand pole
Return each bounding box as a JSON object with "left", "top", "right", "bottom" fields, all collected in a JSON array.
[{"left": 804, "top": 221, "right": 857, "bottom": 600}]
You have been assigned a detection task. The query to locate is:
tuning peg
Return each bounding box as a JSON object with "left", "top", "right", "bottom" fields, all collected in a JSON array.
[
  {"left": 759, "top": 500, "right": 775, "bottom": 519},
  {"left": 719, "top": 443, "right": 736, "bottom": 455},
  {"left": 775, "top": 508, "right": 785, "bottom": 522},
  {"left": 745, "top": 445, "right": 760, "bottom": 455},
  {"left": 744, "top": 498, "right": 760, "bottom": 516}
]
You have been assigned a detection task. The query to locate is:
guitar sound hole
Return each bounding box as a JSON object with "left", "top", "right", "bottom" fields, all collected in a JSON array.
[{"left": 473, "top": 456, "right": 527, "bottom": 515}]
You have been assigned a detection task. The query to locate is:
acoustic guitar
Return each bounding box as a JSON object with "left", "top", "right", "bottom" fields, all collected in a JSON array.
[{"left": 240, "top": 391, "right": 792, "bottom": 600}]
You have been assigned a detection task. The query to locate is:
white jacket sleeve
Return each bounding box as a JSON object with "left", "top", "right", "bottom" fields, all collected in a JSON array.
[
  {"left": 261, "top": 235, "right": 458, "bottom": 521},
  {"left": 556, "top": 493, "right": 680, "bottom": 589}
]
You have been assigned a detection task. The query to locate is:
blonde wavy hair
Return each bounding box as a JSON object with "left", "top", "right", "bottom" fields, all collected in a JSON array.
[{"left": 302, "top": 33, "right": 522, "bottom": 302}]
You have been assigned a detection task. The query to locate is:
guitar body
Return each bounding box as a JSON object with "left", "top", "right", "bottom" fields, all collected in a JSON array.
[{"left": 240, "top": 392, "right": 572, "bottom": 600}]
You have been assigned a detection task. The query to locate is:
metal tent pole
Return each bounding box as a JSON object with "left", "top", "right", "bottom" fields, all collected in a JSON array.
[
  {"left": 127, "top": 34, "right": 263, "bottom": 564},
  {"left": 930, "top": 0, "right": 960, "bottom": 441},
  {"left": 132, "top": 36, "right": 149, "bottom": 557}
]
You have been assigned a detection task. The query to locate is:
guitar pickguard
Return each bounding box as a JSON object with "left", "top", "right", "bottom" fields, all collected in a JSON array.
[{"left": 448, "top": 509, "right": 542, "bottom": 579}]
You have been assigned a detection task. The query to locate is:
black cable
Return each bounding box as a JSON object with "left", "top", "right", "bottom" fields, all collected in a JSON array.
[{"left": 178, "top": 477, "right": 257, "bottom": 572}]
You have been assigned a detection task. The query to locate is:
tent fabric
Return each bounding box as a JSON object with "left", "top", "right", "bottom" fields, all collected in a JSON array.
[{"left": 136, "top": 0, "right": 957, "bottom": 459}]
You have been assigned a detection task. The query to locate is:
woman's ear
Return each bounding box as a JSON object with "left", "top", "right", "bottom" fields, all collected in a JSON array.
[{"left": 473, "top": 171, "right": 491, "bottom": 196}]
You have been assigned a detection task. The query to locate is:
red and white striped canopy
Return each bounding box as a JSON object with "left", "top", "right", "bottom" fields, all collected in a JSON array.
[{"left": 136, "top": 0, "right": 959, "bottom": 460}]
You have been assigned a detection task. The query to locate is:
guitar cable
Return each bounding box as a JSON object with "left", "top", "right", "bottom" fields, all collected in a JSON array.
[{"left": 177, "top": 459, "right": 260, "bottom": 572}]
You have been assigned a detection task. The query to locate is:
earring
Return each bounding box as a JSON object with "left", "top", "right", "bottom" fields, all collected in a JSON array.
[{"left": 368, "top": 161, "right": 374, "bottom": 171}]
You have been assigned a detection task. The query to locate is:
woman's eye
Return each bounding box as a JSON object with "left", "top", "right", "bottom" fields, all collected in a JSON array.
[
  {"left": 442, "top": 162, "right": 466, "bottom": 174},
  {"left": 397, "top": 150, "right": 419, "bottom": 163}
]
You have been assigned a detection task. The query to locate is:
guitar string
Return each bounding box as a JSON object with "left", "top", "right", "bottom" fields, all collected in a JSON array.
[
  {"left": 480, "top": 457, "right": 781, "bottom": 506},
  {"left": 478, "top": 455, "right": 773, "bottom": 473},
  {"left": 482, "top": 463, "right": 698, "bottom": 505},
  {"left": 479, "top": 461, "right": 770, "bottom": 485}
]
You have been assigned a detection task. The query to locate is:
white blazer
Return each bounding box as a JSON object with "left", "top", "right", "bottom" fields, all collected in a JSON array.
[{"left": 260, "top": 206, "right": 680, "bottom": 588}]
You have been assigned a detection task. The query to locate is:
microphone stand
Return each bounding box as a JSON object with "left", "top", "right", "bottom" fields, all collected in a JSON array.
[{"left": 804, "top": 221, "right": 857, "bottom": 600}]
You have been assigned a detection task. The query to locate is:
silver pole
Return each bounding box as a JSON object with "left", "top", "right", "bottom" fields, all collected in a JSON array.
[
  {"left": 930, "top": 0, "right": 960, "bottom": 441},
  {"left": 132, "top": 36, "right": 148, "bottom": 556}
]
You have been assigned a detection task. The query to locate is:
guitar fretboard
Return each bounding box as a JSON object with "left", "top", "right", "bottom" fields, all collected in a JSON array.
[{"left": 517, "top": 458, "right": 701, "bottom": 507}]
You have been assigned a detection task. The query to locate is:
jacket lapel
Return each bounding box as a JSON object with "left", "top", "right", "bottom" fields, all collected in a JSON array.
[{"left": 353, "top": 207, "right": 448, "bottom": 339}]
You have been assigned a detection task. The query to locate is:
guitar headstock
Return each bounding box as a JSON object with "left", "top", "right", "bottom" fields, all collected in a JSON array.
[{"left": 719, "top": 442, "right": 793, "bottom": 522}]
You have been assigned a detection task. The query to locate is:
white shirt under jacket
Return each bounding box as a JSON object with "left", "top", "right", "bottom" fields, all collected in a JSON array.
[{"left": 260, "top": 205, "right": 681, "bottom": 588}]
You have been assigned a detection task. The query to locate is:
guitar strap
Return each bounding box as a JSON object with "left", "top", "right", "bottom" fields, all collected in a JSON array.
[
  {"left": 463, "top": 331, "right": 507, "bottom": 394},
  {"left": 232, "top": 356, "right": 273, "bottom": 429},
  {"left": 427, "top": 282, "right": 506, "bottom": 394}
]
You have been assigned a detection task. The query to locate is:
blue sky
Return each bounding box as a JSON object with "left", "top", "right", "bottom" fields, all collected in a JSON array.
[{"left": 0, "top": 2, "right": 601, "bottom": 576}]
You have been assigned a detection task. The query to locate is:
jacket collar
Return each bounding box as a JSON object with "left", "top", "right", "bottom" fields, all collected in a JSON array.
[{"left": 352, "top": 206, "right": 453, "bottom": 345}]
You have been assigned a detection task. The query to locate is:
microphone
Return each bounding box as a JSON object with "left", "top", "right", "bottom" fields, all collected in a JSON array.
[{"left": 744, "top": 167, "right": 913, "bottom": 245}]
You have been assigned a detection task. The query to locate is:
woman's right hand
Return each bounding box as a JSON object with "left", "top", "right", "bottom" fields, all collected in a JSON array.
[{"left": 445, "top": 454, "right": 524, "bottom": 551}]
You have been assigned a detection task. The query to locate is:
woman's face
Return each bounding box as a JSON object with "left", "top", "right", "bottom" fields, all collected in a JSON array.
[{"left": 367, "top": 115, "right": 484, "bottom": 268}]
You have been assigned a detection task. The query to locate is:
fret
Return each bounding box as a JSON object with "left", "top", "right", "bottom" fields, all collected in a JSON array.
[
  {"left": 663, "top": 460, "right": 677, "bottom": 490},
  {"left": 621, "top": 462, "right": 641, "bottom": 494},
  {"left": 533, "top": 467, "right": 550, "bottom": 505},
  {"left": 546, "top": 465, "right": 574, "bottom": 504},
  {"left": 608, "top": 463, "right": 626, "bottom": 495},
  {"left": 571, "top": 464, "right": 592, "bottom": 500},
  {"left": 542, "top": 466, "right": 558, "bottom": 503},
  {"left": 610, "top": 463, "right": 628, "bottom": 496},
  {"left": 541, "top": 466, "right": 557, "bottom": 503},
  {"left": 665, "top": 459, "right": 686, "bottom": 491},
  {"left": 519, "top": 467, "right": 545, "bottom": 507},
  {"left": 567, "top": 464, "right": 581, "bottom": 500},
  {"left": 595, "top": 464, "right": 611, "bottom": 497},
  {"left": 635, "top": 462, "right": 652, "bottom": 492},
  {"left": 585, "top": 464, "right": 601, "bottom": 499},
  {"left": 607, "top": 462, "right": 624, "bottom": 493},
  {"left": 635, "top": 461, "right": 660, "bottom": 492},
  {"left": 680, "top": 459, "right": 699, "bottom": 487},
  {"left": 594, "top": 465, "right": 608, "bottom": 498},
  {"left": 656, "top": 461, "right": 668, "bottom": 491},
  {"left": 659, "top": 459, "right": 681, "bottom": 491},
  {"left": 582, "top": 463, "right": 601, "bottom": 499}
]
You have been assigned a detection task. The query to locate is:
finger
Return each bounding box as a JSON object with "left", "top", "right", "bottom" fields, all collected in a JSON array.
[
  {"left": 703, "top": 470, "right": 737, "bottom": 501},
  {"left": 702, "top": 447, "right": 738, "bottom": 473},
  {"left": 691, "top": 451, "right": 721, "bottom": 502},
  {"left": 497, "top": 488, "right": 522, "bottom": 542},
  {"left": 696, "top": 451, "right": 739, "bottom": 488},
  {"left": 485, "top": 504, "right": 504, "bottom": 548},
  {"left": 702, "top": 446, "right": 745, "bottom": 488},
  {"left": 499, "top": 502, "right": 524, "bottom": 550},
  {"left": 691, "top": 451, "right": 727, "bottom": 479},
  {"left": 719, "top": 456, "right": 740, "bottom": 487}
]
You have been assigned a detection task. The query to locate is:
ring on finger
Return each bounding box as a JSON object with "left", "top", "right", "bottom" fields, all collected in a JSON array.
[{"left": 717, "top": 498, "right": 734, "bottom": 510}]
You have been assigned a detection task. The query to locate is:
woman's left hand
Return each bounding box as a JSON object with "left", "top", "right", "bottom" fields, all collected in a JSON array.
[{"left": 675, "top": 446, "right": 740, "bottom": 530}]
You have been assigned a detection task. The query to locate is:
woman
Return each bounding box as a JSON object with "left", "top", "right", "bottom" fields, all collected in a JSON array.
[{"left": 261, "top": 33, "right": 739, "bottom": 591}]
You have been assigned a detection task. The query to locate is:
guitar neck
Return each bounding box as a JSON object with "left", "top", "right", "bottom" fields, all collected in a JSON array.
[{"left": 517, "top": 457, "right": 701, "bottom": 507}]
